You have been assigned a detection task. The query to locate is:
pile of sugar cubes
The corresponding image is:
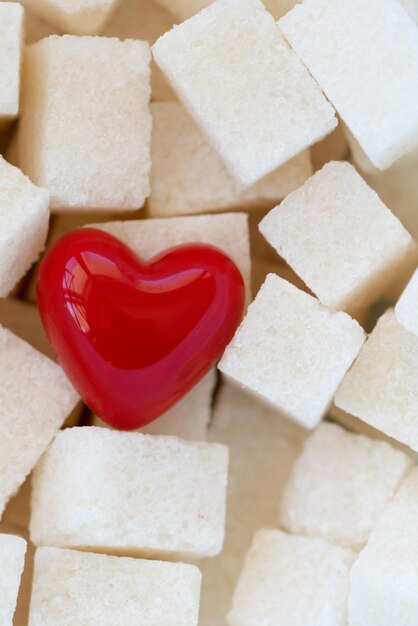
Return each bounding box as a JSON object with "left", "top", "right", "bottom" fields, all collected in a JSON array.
[{"left": 2, "top": 0, "right": 418, "bottom": 623}]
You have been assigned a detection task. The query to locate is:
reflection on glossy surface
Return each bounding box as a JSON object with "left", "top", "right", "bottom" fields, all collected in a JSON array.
[{"left": 37, "top": 228, "right": 245, "bottom": 430}]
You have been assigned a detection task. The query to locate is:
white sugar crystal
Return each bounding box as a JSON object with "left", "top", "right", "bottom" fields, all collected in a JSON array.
[
  {"left": 30, "top": 427, "right": 228, "bottom": 559},
  {"left": 228, "top": 528, "right": 355, "bottom": 626},
  {"left": 28, "top": 547, "right": 201, "bottom": 626},
  {"left": 280, "top": 422, "right": 412, "bottom": 549},
  {"left": 152, "top": 0, "right": 336, "bottom": 187},
  {"left": 259, "top": 162, "right": 416, "bottom": 316},
  {"left": 219, "top": 274, "right": 365, "bottom": 429},
  {"left": 280, "top": 0, "right": 418, "bottom": 169},
  {"left": 0, "top": 156, "right": 49, "bottom": 298},
  {"left": 0, "top": 326, "right": 78, "bottom": 518},
  {"left": 348, "top": 467, "right": 418, "bottom": 626},
  {"left": 335, "top": 309, "right": 418, "bottom": 452},
  {"left": 149, "top": 101, "right": 312, "bottom": 217},
  {"left": 19, "top": 35, "right": 151, "bottom": 211},
  {"left": 0, "top": 3, "right": 23, "bottom": 119}
]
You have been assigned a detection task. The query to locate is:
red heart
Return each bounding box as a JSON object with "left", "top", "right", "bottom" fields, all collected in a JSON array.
[{"left": 37, "top": 228, "right": 245, "bottom": 430}]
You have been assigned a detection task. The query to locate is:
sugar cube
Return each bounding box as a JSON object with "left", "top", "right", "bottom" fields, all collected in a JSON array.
[
  {"left": 152, "top": 0, "right": 336, "bottom": 187},
  {"left": 28, "top": 547, "right": 201, "bottom": 626},
  {"left": 0, "top": 326, "right": 78, "bottom": 518},
  {"left": 259, "top": 162, "right": 416, "bottom": 316},
  {"left": 19, "top": 35, "right": 151, "bottom": 211},
  {"left": 0, "top": 3, "right": 23, "bottom": 120},
  {"left": 219, "top": 274, "right": 365, "bottom": 429},
  {"left": 335, "top": 309, "right": 418, "bottom": 451},
  {"left": 90, "top": 213, "right": 252, "bottom": 303},
  {"left": 0, "top": 534, "right": 26, "bottom": 626},
  {"left": 280, "top": 0, "right": 418, "bottom": 169},
  {"left": 199, "top": 382, "right": 306, "bottom": 624},
  {"left": 30, "top": 427, "right": 228, "bottom": 559},
  {"left": 279, "top": 422, "right": 412, "bottom": 549},
  {"left": 0, "top": 156, "right": 49, "bottom": 298},
  {"left": 0, "top": 298, "right": 83, "bottom": 428},
  {"left": 228, "top": 528, "right": 355, "bottom": 626},
  {"left": 348, "top": 467, "right": 418, "bottom": 626},
  {"left": 149, "top": 101, "right": 312, "bottom": 217},
  {"left": 395, "top": 267, "right": 418, "bottom": 336},
  {"left": 92, "top": 369, "right": 216, "bottom": 441},
  {"left": 400, "top": 0, "right": 418, "bottom": 24},
  {"left": 21, "top": 0, "right": 120, "bottom": 35}
]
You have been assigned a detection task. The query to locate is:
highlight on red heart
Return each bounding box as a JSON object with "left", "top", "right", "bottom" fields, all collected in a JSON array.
[{"left": 36, "top": 228, "right": 245, "bottom": 431}]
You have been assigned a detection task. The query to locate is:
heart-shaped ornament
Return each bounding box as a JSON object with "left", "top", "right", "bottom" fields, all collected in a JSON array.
[{"left": 37, "top": 228, "right": 245, "bottom": 430}]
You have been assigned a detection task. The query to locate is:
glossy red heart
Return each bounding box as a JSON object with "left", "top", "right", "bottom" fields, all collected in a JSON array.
[{"left": 37, "top": 228, "right": 245, "bottom": 430}]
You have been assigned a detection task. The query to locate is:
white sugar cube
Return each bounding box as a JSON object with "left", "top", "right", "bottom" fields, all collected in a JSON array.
[
  {"left": 228, "top": 528, "right": 355, "bottom": 626},
  {"left": 199, "top": 383, "right": 306, "bottom": 625},
  {"left": 22, "top": 0, "right": 121, "bottom": 35},
  {"left": 335, "top": 310, "right": 418, "bottom": 451},
  {"left": 400, "top": 0, "right": 418, "bottom": 24},
  {"left": 149, "top": 101, "right": 312, "bottom": 217},
  {"left": 30, "top": 427, "right": 228, "bottom": 559},
  {"left": 0, "top": 534, "right": 26, "bottom": 626},
  {"left": 0, "top": 326, "right": 78, "bottom": 518},
  {"left": 395, "top": 267, "right": 418, "bottom": 336},
  {"left": 152, "top": 0, "right": 336, "bottom": 187},
  {"left": 280, "top": 422, "right": 412, "bottom": 549},
  {"left": 280, "top": 0, "right": 418, "bottom": 169},
  {"left": 259, "top": 162, "right": 416, "bottom": 316},
  {"left": 0, "top": 299, "right": 83, "bottom": 429},
  {"left": 219, "top": 274, "right": 365, "bottom": 429},
  {"left": 0, "top": 3, "right": 23, "bottom": 120},
  {"left": 92, "top": 369, "right": 216, "bottom": 441},
  {"left": 90, "top": 213, "right": 252, "bottom": 303},
  {"left": 19, "top": 35, "right": 151, "bottom": 211},
  {"left": 348, "top": 467, "right": 418, "bottom": 626},
  {"left": 0, "top": 156, "right": 49, "bottom": 298},
  {"left": 28, "top": 547, "right": 201, "bottom": 626}
]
